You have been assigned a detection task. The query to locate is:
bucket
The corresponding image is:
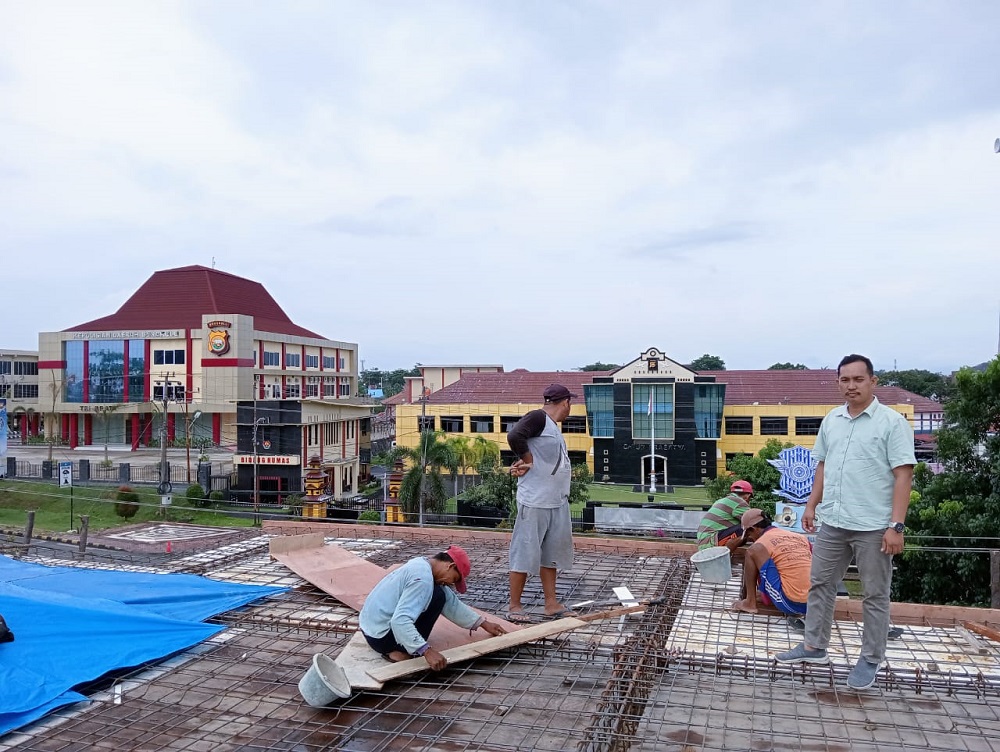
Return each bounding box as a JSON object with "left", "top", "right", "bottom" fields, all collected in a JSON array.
[
  {"left": 690, "top": 546, "right": 732, "bottom": 584},
  {"left": 298, "top": 653, "right": 351, "bottom": 707}
]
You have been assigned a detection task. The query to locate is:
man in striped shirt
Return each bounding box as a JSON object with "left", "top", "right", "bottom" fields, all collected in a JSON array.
[{"left": 696, "top": 480, "right": 754, "bottom": 551}]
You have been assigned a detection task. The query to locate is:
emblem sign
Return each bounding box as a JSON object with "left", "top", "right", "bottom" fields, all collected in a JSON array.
[
  {"left": 207, "top": 320, "right": 232, "bottom": 356},
  {"left": 767, "top": 445, "right": 821, "bottom": 535}
]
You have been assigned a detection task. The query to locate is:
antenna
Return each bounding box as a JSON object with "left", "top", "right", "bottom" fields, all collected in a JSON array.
[{"left": 212, "top": 256, "right": 216, "bottom": 269}]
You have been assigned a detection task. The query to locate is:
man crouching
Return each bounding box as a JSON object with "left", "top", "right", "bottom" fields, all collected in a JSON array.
[{"left": 359, "top": 545, "right": 507, "bottom": 670}]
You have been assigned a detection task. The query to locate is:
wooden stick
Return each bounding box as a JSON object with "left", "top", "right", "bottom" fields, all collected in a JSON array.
[{"left": 961, "top": 620, "right": 1000, "bottom": 645}]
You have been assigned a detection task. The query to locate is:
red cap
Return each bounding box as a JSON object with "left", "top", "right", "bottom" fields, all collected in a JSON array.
[
  {"left": 445, "top": 545, "right": 471, "bottom": 594},
  {"left": 730, "top": 480, "right": 753, "bottom": 494}
]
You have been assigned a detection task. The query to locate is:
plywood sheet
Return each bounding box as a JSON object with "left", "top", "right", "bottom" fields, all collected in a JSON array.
[{"left": 269, "top": 533, "right": 522, "bottom": 651}]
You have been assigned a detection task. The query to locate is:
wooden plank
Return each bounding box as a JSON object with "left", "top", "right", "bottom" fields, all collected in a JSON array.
[
  {"left": 962, "top": 620, "right": 1000, "bottom": 645},
  {"left": 955, "top": 625, "right": 990, "bottom": 655},
  {"left": 833, "top": 599, "right": 1000, "bottom": 626},
  {"left": 334, "top": 631, "right": 390, "bottom": 691},
  {"left": 269, "top": 534, "right": 523, "bottom": 652},
  {"left": 268, "top": 532, "right": 326, "bottom": 557},
  {"left": 367, "top": 617, "right": 588, "bottom": 684}
]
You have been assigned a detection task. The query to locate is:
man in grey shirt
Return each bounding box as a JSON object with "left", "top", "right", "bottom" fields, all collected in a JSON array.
[{"left": 506, "top": 383, "right": 577, "bottom": 623}]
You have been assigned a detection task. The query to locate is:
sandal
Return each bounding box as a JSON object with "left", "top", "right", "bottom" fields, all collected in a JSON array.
[
  {"left": 542, "top": 608, "right": 578, "bottom": 620},
  {"left": 505, "top": 609, "right": 535, "bottom": 624}
]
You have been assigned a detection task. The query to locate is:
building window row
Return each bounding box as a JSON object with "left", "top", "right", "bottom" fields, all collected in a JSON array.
[
  {"left": 153, "top": 349, "right": 185, "bottom": 365},
  {"left": 286, "top": 353, "right": 301, "bottom": 368},
  {"left": 724, "top": 416, "right": 823, "bottom": 437},
  {"left": 263, "top": 351, "right": 280, "bottom": 366},
  {"left": 13, "top": 384, "right": 39, "bottom": 399},
  {"left": 1, "top": 361, "right": 39, "bottom": 376}
]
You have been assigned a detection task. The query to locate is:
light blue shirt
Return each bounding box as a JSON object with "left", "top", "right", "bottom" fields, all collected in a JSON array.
[
  {"left": 358, "top": 557, "right": 482, "bottom": 655},
  {"left": 812, "top": 397, "right": 916, "bottom": 531}
]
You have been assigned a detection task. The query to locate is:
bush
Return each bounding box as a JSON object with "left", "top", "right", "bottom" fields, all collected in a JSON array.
[
  {"left": 358, "top": 510, "right": 382, "bottom": 525},
  {"left": 208, "top": 490, "right": 225, "bottom": 502},
  {"left": 284, "top": 495, "right": 303, "bottom": 516},
  {"left": 114, "top": 485, "right": 140, "bottom": 521}
]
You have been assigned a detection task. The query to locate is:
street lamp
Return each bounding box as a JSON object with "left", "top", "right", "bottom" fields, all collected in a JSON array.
[{"left": 251, "top": 415, "right": 267, "bottom": 526}]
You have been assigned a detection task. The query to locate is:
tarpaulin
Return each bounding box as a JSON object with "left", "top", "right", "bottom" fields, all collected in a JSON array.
[{"left": 0, "top": 555, "right": 286, "bottom": 737}]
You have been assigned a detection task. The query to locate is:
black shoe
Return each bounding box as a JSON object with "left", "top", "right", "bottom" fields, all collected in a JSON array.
[
  {"left": 0, "top": 614, "right": 14, "bottom": 644},
  {"left": 786, "top": 617, "right": 806, "bottom": 632}
]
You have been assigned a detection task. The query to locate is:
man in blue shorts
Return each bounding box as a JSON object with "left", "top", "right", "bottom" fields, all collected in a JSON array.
[{"left": 731, "top": 508, "right": 811, "bottom": 617}]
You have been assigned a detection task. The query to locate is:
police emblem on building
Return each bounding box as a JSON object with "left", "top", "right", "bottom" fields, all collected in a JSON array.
[
  {"left": 207, "top": 320, "right": 231, "bottom": 356},
  {"left": 767, "top": 445, "right": 819, "bottom": 502}
]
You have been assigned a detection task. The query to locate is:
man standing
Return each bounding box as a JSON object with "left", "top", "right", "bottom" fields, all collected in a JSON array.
[
  {"left": 731, "top": 508, "right": 811, "bottom": 617},
  {"left": 696, "top": 480, "right": 754, "bottom": 551},
  {"left": 506, "top": 383, "right": 577, "bottom": 623},
  {"left": 359, "top": 545, "right": 506, "bottom": 670},
  {"left": 776, "top": 354, "right": 915, "bottom": 690}
]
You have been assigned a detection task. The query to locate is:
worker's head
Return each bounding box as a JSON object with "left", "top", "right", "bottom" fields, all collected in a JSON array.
[
  {"left": 730, "top": 480, "right": 753, "bottom": 498},
  {"left": 542, "top": 383, "right": 577, "bottom": 421},
  {"left": 740, "top": 508, "right": 772, "bottom": 543},
  {"left": 431, "top": 545, "right": 472, "bottom": 593}
]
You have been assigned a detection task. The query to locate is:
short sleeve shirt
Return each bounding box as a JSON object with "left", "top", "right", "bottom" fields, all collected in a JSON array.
[{"left": 812, "top": 397, "right": 916, "bottom": 531}]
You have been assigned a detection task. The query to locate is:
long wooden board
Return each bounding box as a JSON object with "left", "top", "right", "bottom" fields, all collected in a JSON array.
[{"left": 269, "top": 533, "right": 522, "bottom": 651}]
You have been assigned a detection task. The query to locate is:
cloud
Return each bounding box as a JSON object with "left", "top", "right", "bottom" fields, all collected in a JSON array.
[{"left": 632, "top": 222, "right": 762, "bottom": 257}]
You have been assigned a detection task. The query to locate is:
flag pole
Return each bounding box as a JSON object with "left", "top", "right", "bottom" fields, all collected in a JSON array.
[{"left": 649, "top": 389, "right": 656, "bottom": 494}]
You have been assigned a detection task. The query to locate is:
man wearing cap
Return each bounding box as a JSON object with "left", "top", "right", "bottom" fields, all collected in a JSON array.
[
  {"left": 696, "top": 480, "right": 755, "bottom": 551},
  {"left": 776, "top": 354, "right": 915, "bottom": 691},
  {"left": 359, "top": 545, "right": 507, "bottom": 670},
  {"left": 506, "top": 383, "right": 577, "bottom": 622},
  {"left": 731, "top": 508, "right": 812, "bottom": 616}
]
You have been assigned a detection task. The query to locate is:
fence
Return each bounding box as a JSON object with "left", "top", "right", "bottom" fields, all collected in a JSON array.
[{"left": 3, "top": 456, "right": 228, "bottom": 492}]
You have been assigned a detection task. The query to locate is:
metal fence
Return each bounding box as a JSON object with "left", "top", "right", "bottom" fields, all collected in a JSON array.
[{"left": 3, "top": 457, "right": 227, "bottom": 490}]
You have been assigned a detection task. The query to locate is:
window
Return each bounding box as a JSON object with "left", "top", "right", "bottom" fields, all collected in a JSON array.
[
  {"left": 305, "top": 383, "right": 319, "bottom": 397},
  {"left": 322, "top": 355, "right": 336, "bottom": 369},
  {"left": 153, "top": 349, "right": 185, "bottom": 365},
  {"left": 760, "top": 417, "right": 788, "bottom": 436},
  {"left": 285, "top": 353, "right": 301, "bottom": 368},
  {"left": 64, "top": 341, "right": 84, "bottom": 403},
  {"left": 152, "top": 383, "right": 185, "bottom": 401},
  {"left": 500, "top": 416, "right": 522, "bottom": 433},
  {"left": 306, "top": 354, "right": 319, "bottom": 369},
  {"left": 13, "top": 361, "right": 38, "bottom": 376},
  {"left": 0, "top": 362, "right": 8, "bottom": 374},
  {"left": 323, "top": 381, "right": 337, "bottom": 397},
  {"left": 339, "top": 356, "right": 346, "bottom": 370},
  {"left": 584, "top": 384, "right": 614, "bottom": 438},
  {"left": 724, "top": 417, "right": 753, "bottom": 435},
  {"left": 89, "top": 341, "right": 125, "bottom": 403},
  {"left": 631, "top": 384, "right": 674, "bottom": 440},
  {"left": 338, "top": 379, "right": 350, "bottom": 396},
  {"left": 263, "top": 351, "right": 280, "bottom": 367},
  {"left": 795, "top": 417, "right": 823, "bottom": 436},
  {"left": 418, "top": 416, "right": 435, "bottom": 432},
  {"left": 694, "top": 384, "right": 726, "bottom": 439},
  {"left": 470, "top": 416, "right": 494, "bottom": 433},
  {"left": 285, "top": 381, "right": 301, "bottom": 398},
  {"left": 561, "top": 416, "right": 587, "bottom": 434},
  {"left": 440, "top": 416, "right": 464, "bottom": 432},
  {"left": 13, "top": 384, "right": 38, "bottom": 399}
]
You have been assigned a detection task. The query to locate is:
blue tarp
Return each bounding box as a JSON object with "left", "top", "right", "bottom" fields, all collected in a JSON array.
[{"left": 0, "top": 555, "right": 286, "bottom": 737}]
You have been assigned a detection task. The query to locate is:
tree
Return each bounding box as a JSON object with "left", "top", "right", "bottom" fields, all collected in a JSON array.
[
  {"left": 44, "top": 373, "right": 66, "bottom": 463},
  {"left": 359, "top": 366, "right": 421, "bottom": 398},
  {"left": 768, "top": 362, "right": 808, "bottom": 370},
  {"left": 386, "top": 430, "right": 458, "bottom": 520},
  {"left": 92, "top": 404, "right": 122, "bottom": 465},
  {"left": 688, "top": 354, "right": 726, "bottom": 371},
  {"left": 893, "top": 358, "right": 1000, "bottom": 606},
  {"left": 578, "top": 362, "right": 620, "bottom": 372},
  {"left": 875, "top": 369, "right": 953, "bottom": 401},
  {"left": 703, "top": 439, "right": 791, "bottom": 517}
]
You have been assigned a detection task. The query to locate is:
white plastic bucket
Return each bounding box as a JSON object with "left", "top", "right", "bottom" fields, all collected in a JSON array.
[
  {"left": 298, "top": 653, "right": 351, "bottom": 707},
  {"left": 690, "top": 546, "right": 732, "bottom": 584}
]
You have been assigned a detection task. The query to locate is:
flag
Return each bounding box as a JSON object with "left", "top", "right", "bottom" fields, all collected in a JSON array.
[{"left": 647, "top": 391, "right": 653, "bottom": 416}]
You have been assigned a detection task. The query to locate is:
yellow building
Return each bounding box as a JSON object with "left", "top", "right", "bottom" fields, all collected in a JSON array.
[{"left": 392, "top": 352, "right": 943, "bottom": 486}]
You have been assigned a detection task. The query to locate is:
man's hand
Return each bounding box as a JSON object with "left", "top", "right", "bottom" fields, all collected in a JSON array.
[
  {"left": 480, "top": 620, "right": 507, "bottom": 637},
  {"left": 423, "top": 647, "right": 447, "bottom": 671},
  {"left": 802, "top": 501, "right": 818, "bottom": 533},
  {"left": 881, "top": 528, "right": 904, "bottom": 555},
  {"left": 510, "top": 460, "right": 532, "bottom": 478}
]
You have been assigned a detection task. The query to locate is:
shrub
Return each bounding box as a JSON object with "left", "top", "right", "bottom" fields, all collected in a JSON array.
[
  {"left": 358, "top": 509, "right": 382, "bottom": 525},
  {"left": 284, "top": 495, "right": 303, "bottom": 515},
  {"left": 114, "top": 485, "right": 140, "bottom": 520},
  {"left": 185, "top": 483, "right": 211, "bottom": 508},
  {"left": 208, "top": 490, "right": 225, "bottom": 502}
]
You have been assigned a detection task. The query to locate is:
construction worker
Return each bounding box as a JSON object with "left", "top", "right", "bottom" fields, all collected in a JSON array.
[{"left": 696, "top": 480, "right": 754, "bottom": 551}]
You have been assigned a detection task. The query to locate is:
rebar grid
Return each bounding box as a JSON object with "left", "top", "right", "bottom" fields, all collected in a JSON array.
[{"left": 3, "top": 535, "right": 1000, "bottom": 752}]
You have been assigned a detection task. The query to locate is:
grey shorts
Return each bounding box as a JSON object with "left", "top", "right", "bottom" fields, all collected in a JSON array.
[{"left": 509, "top": 503, "right": 575, "bottom": 573}]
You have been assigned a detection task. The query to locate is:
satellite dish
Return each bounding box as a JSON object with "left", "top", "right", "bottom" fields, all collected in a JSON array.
[{"left": 995, "top": 137, "right": 1000, "bottom": 154}]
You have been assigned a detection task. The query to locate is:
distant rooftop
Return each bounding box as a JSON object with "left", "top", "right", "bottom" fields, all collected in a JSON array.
[
  {"left": 423, "top": 370, "right": 612, "bottom": 405},
  {"left": 65, "top": 265, "right": 325, "bottom": 339}
]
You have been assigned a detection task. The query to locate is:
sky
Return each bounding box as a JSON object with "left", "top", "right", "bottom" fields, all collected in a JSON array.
[{"left": 2, "top": 1, "right": 999, "bottom": 375}]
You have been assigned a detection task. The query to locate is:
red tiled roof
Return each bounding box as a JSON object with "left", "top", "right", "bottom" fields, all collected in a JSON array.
[
  {"left": 424, "top": 370, "right": 613, "bottom": 405},
  {"left": 382, "top": 392, "right": 408, "bottom": 406},
  {"left": 65, "top": 265, "right": 324, "bottom": 339},
  {"left": 707, "top": 370, "right": 942, "bottom": 411}
]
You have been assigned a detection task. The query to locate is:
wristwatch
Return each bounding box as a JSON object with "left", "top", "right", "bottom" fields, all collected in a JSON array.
[{"left": 888, "top": 522, "right": 905, "bottom": 534}]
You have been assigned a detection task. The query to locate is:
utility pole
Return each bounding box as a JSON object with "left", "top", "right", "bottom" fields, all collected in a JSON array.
[
  {"left": 418, "top": 387, "right": 429, "bottom": 527},
  {"left": 155, "top": 373, "right": 174, "bottom": 494}
]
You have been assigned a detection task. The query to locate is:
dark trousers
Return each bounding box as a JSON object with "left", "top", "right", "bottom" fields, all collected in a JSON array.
[{"left": 363, "top": 584, "right": 446, "bottom": 656}]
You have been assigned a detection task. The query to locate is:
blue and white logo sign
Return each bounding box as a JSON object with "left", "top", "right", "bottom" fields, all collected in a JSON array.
[{"left": 767, "top": 445, "right": 819, "bottom": 502}]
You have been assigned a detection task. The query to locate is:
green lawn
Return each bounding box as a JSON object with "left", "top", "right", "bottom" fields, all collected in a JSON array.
[
  {"left": 587, "top": 483, "right": 711, "bottom": 508},
  {"left": 0, "top": 479, "right": 257, "bottom": 533}
]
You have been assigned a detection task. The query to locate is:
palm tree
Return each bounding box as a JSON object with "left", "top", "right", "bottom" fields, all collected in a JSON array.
[
  {"left": 445, "top": 435, "right": 473, "bottom": 496},
  {"left": 388, "top": 431, "right": 458, "bottom": 522}
]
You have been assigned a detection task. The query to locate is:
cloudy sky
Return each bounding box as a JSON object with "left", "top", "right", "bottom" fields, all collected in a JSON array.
[{"left": 2, "top": 1, "right": 998, "bottom": 374}]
